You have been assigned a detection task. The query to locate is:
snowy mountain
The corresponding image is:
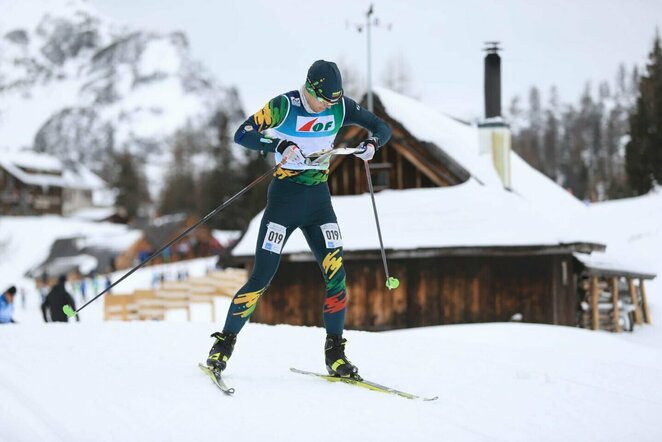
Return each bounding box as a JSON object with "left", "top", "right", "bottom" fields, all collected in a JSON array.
[{"left": 0, "top": 0, "right": 242, "bottom": 188}]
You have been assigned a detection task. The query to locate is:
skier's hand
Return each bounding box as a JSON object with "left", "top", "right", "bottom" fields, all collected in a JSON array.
[
  {"left": 277, "top": 140, "right": 306, "bottom": 166},
  {"left": 354, "top": 137, "right": 377, "bottom": 161}
]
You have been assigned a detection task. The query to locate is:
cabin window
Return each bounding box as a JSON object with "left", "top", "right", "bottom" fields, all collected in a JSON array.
[{"left": 369, "top": 163, "right": 391, "bottom": 191}]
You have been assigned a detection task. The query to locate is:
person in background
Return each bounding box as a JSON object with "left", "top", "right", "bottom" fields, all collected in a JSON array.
[
  {"left": 91, "top": 273, "right": 99, "bottom": 296},
  {"left": 39, "top": 272, "right": 49, "bottom": 303},
  {"left": 79, "top": 274, "right": 87, "bottom": 301},
  {"left": 42, "top": 275, "right": 79, "bottom": 323},
  {"left": 0, "top": 286, "right": 17, "bottom": 324},
  {"left": 20, "top": 287, "right": 26, "bottom": 310}
]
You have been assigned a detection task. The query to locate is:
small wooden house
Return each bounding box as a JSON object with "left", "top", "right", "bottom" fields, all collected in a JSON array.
[
  {"left": 114, "top": 213, "right": 225, "bottom": 270},
  {"left": 231, "top": 48, "right": 654, "bottom": 332},
  {"left": 0, "top": 150, "right": 108, "bottom": 216},
  {"left": 0, "top": 151, "right": 64, "bottom": 215}
]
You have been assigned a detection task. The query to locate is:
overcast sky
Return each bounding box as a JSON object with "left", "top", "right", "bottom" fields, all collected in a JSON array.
[{"left": 93, "top": 0, "right": 661, "bottom": 119}]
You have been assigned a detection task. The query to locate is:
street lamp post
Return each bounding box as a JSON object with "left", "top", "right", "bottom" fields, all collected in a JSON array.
[
  {"left": 366, "top": 4, "right": 374, "bottom": 112},
  {"left": 349, "top": 4, "right": 391, "bottom": 112}
]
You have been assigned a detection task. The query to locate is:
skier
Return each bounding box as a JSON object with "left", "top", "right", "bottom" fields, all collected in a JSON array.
[
  {"left": 205, "top": 60, "right": 392, "bottom": 379},
  {"left": 42, "top": 275, "right": 79, "bottom": 323},
  {"left": 0, "top": 286, "right": 17, "bottom": 324}
]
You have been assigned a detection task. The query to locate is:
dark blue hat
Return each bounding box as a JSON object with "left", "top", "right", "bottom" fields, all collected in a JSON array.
[{"left": 305, "top": 60, "right": 343, "bottom": 103}]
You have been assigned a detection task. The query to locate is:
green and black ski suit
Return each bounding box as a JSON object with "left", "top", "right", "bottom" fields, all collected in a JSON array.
[{"left": 223, "top": 89, "right": 392, "bottom": 335}]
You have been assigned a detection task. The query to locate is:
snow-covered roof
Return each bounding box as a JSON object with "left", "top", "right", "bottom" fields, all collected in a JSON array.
[
  {"left": 0, "top": 149, "right": 107, "bottom": 190},
  {"left": 1, "top": 150, "right": 62, "bottom": 172},
  {"left": 374, "top": 86, "right": 502, "bottom": 187},
  {"left": 68, "top": 207, "right": 119, "bottom": 222},
  {"left": 0, "top": 150, "right": 67, "bottom": 187},
  {"left": 62, "top": 164, "right": 107, "bottom": 191},
  {"left": 233, "top": 180, "right": 598, "bottom": 257},
  {"left": 575, "top": 252, "right": 656, "bottom": 279},
  {"left": 375, "top": 86, "right": 586, "bottom": 215},
  {"left": 575, "top": 188, "right": 662, "bottom": 278},
  {"left": 212, "top": 230, "right": 242, "bottom": 248}
]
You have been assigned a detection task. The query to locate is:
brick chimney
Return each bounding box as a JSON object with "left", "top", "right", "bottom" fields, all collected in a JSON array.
[{"left": 478, "top": 42, "right": 512, "bottom": 189}]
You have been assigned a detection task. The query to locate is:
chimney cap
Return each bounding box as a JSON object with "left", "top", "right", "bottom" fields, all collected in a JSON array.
[{"left": 483, "top": 41, "right": 502, "bottom": 53}]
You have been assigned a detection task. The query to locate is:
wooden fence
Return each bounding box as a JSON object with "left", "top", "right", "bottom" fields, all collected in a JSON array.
[
  {"left": 579, "top": 276, "right": 652, "bottom": 332},
  {"left": 103, "top": 268, "right": 246, "bottom": 321}
]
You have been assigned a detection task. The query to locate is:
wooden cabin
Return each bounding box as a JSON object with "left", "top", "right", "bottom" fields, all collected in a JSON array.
[
  {"left": 0, "top": 151, "right": 108, "bottom": 216},
  {"left": 0, "top": 153, "right": 64, "bottom": 215},
  {"left": 114, "top": 214, "right": 224, "bottom": 270},
  {"left": 250, "top": 250, "right": 594, "bottom": 331}
]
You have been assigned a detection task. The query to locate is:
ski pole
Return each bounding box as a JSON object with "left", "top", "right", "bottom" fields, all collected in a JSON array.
[
  {"left": 63, "top": 158, "right": 287, "bottom": 318},
  {"left": 362, "top": 160, "right": 399, "bottom": 291}
]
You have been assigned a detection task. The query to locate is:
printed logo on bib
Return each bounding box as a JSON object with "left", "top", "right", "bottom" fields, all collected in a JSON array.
[
  {"left": 262, "top": 222, "right": 287, "bottom": 254},
  {"left": 296, "top": 115, "right": 335, "bottom": 133},
  {"left": 320, "top": 223, "right": 343, "bottom": 248}
]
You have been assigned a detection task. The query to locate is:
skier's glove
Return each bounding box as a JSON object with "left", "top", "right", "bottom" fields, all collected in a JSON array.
[
  {"left": 277, "top": 140, "right": 306, "bottom": 166},
  {"left": 354, "top": 137, "right": 378, "bottom": 161}
]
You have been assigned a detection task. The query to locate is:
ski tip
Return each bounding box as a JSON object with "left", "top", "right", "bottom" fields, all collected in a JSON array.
[{"left": 63, "top": 305, "right": 77, "bottom": 318}]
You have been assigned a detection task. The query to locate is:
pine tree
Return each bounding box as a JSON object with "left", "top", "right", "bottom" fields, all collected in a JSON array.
[
  {"left": 111, "top": 151, "right": 150, "bottom": 221},
  {"left": 542, "top": 86, "right": 561, "bottom": 178},
  {"left": 198, "top": 111, "right": 270, "bottom": 231},
  {"left": 198, "top": 111, "right": 240, "bottom": 229},
  {"left": 159, "top": 129, "right": 199, "bottom": 215},
  {"left": 512, "top": 87, "right": 543, "bottom": 169},
  {"left": 626, "top": 33, "right": 662, "bottom": 195}
]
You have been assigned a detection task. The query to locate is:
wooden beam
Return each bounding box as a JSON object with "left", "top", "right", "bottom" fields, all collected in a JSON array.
[
  {"left": 628, "top": 278, "right": 643, "bottom": 325},
  {"left": 396, "top": 150, "right": 403, "bottom": 189},
  {"left": 342, "top": 158, "right": 349, "bottom": 195},
  {"left": 640, "top": 279, "right": 652, "bottom": 324},
  {"left": 355, "top": 157, "right": 362, "bottom": 194},
  {"left": 612, "top": 277, "right": 621, "bottom": 332},
  {"left": 591, "top": 276, "right": 599, "bottom": 330},
  {"left": 395, "top": 140, "right": 453, "bottom": 187}
]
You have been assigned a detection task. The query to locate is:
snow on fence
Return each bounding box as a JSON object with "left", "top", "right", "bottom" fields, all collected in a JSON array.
[{"left": 103, "top": 268, "right": 246, "bottom": 322}]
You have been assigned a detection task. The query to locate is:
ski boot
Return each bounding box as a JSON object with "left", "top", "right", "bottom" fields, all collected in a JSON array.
[
  {"left": 206, "top": 331, "right": 237, "bottom": 373},
  {"left": 325, "top": 334, "right": 360, "bottom": 379}
]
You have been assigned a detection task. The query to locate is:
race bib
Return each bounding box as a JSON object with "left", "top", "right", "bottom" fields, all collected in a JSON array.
[
  {"left": 262, "top": 222, "right": 287, "bottom": 254},
  {"left": 320, "top": 223, "right": 343, "bottom": 248}
]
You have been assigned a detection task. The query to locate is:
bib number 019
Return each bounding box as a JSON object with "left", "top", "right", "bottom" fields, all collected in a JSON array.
[
  {"left": 262, "top": 222, "right": 287, "bottom": 254},
  {"left": 320, "top": 223, "right": 343, "bottom": 248}
]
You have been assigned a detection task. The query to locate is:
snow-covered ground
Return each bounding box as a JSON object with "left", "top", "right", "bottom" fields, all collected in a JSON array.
[
  {"left": 1, "top": 170, "right": 661, "bottom": 442},
  {"left": 0, "top": 194, "right": 661, "bottom": 441},
  {"left": 1, "top": 321, "right": 661, "bottom": 442}
]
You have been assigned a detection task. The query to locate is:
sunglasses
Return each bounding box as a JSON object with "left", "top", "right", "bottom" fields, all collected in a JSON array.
[{"left": 306, "top": 79, "right": 342, "bottom": 105}]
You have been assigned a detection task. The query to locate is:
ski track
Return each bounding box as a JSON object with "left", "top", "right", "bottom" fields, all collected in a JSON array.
[{"left": 0, "top": 359, "right": 74, "bottom": 441}]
